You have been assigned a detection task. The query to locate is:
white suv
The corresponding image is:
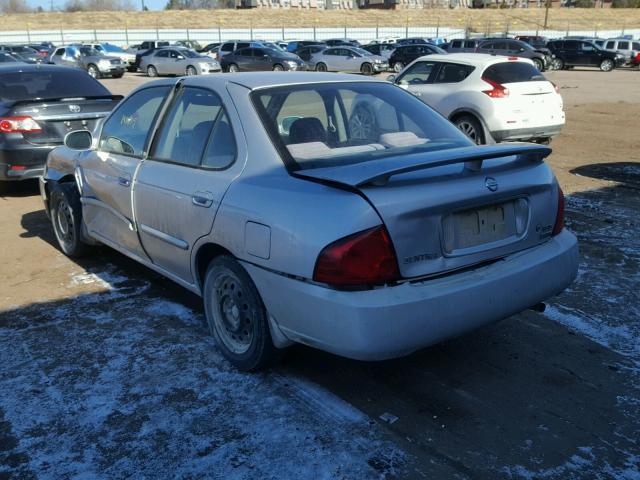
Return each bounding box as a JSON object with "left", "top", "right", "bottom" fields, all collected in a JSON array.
[{"left": 390, "top": 53, "right": 565, "bottom": 145}]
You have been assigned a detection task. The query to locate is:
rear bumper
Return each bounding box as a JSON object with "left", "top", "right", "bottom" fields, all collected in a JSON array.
[
  {"left": 244, "top": 230, "right": 579, "bottom": 361},
  {"left": 0, "top": 145, "right": 53, "bottom": 181},
  {"left": 492, "top": 123, "right": 564, "bottom": 142}
]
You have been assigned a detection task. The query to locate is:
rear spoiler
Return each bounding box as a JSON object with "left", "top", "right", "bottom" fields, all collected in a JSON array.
[
  {"left": 7, "top": 95, "right": 124, "bottom": 108},
  {"left": 294, "top": 143, "right": 551, "bottom": 188}
]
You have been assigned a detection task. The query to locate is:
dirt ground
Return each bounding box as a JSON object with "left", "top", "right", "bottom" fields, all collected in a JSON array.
[{"left": 1, "top": 68, "right": 639, "bottom": 478}]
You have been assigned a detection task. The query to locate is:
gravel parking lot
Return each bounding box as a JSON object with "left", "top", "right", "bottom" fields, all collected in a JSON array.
[{"left": 1, "top": 69, "right": 639, "bottom": 479}]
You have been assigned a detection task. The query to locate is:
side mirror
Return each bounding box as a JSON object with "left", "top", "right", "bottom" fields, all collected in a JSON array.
[
  {"left": 386, "top": 74, "right": 397, "bottom": 83},
  {"left": 64, "top": 130, "right": 93, "bottom": 151}
]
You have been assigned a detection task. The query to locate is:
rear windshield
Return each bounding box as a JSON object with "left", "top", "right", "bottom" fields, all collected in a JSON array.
[
  {"left": 252, "top": 82, "right": 471, "bottom": 171},
  {"left": 483, "top": 62, "right": 546, "bottom": 84},
  {"left": 0, "top": 69, "right": 110, "bottom": 102}
]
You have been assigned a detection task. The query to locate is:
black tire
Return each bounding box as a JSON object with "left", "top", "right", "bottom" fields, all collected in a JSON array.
[
  {"left": 186, "top": 65, "right": 197, "bottom": 76},
  {"left": 393, "top": 61, "right": 404, "bottom": 73},
  {"left": 551, "top": 58, "right": 564, "bottom": 71},
  {"left": 147, "top": 65, "right": 158, "bottom": 77},
  {"left": 87, "top": 64, "right": 100, "bottom": 79},
  {"left": 532, "top": 58, "right": 544, "bottom": 72},
  {"left": 600, "top": 59, "right": 614, "bottom": 72},
  {"left": 454, "top": 114, "right": 486, "bottom": 145},
  {"left": 50, "top": 182, "right": 90, "bottom": 257},
  {"left": 203, "top": 255, "right": 279, "bottom": 371},
  {"left": 272, "top": 63, "right": 284, "bottom": 71},
  {"left": 360, "top": 62, "right": 373, "bottom": 75},
  {"left": 112, "top": 72, "right": 124, "bottom": 79},
  {"left": 315, "top": 62, "right": 327, "bottom": 72},
  {"left": 228, "top": 63, "right": 239, "bottom": 73}
]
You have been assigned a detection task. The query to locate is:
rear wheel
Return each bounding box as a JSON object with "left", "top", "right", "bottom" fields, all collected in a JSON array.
[
  {"left": 186, "top": 65, "right": 197, "bottom": 76},
  {"left": 315, "top": 62, "right": 327, "bottom": 72},
  {"left": 146, "top": 65, "right": 158, "bottom": 77},
  {"left": 87, "top": 64, "right": 100, "bottom": 79},
  {"left": 600, "top": 59, "right": 614, "bottom": 72},
  {"left": 360, "top": 62, "right": 373, "bottom": 75},
  {"left": 50, "top": 182, "right": 90, "bottom": 257},
  {"left": 393, "top": 61, "right": 404, "bottom": 73},
  {"left": 203, "top": 256, "right": 279, "bottom": 371},
  {"left": 454, "top": 115, "right": 485, "bottom": 145},
  {"left": 532, "top": 58, "right": 544, "bottom": 72},
  {"left": 272, "top": 63, "right": 284, "bottom": 71},
  {"left": 228, "top": 63, "right": 239, "bottom": 73}
]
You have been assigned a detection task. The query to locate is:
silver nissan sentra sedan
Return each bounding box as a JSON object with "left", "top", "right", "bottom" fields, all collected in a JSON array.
[{"left": 39, "top": 73, "right": 579, "bottom": 371}]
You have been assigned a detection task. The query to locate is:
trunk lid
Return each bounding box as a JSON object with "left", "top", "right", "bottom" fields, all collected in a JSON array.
[
  {"left": 8, "top": 96, "right": 121, "bottom": 146},
  {"left": 295, "top": 144, "right": 559, "bottom": 279}
]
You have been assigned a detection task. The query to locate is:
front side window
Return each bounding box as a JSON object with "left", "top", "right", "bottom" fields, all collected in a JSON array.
[
  {"left": 606, "top": 41, "right": 615, "bottom": 49},
  {"left": 151, "top": 87, "right": 236, "bottom": 169},
  {"left": 581, "top": 42, "right": 595, "bottom": 52},
  {"left": 397, "top": 61, "right": 437, "bottom": 85},
  {"left": 99, "top": 86, "right": 169, "bottom": 157},
  {"left": 221, "top": 43, "right": 234, "bottom": 52},
  {"left": 253, "top": 82, "right": 470, "bottom": 170},
  {"left": 155, "top": 50, "right": 169, "bottom": 58}
]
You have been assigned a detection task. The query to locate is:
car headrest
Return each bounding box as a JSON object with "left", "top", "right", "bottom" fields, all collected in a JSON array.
[{"left": 288, "top": 117, "right": 327, "bottom": 145}]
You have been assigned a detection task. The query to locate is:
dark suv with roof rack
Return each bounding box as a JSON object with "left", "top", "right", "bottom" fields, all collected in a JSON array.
[{"left": 547, "top": 39, "right": 625, "bottom": 72}]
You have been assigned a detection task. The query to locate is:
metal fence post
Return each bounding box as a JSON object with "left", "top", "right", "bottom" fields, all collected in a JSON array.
[
  {"left": 218, "top": 24, "right": 222, "bottom": 43},
  {"left": 435, "top": 18, "right": 439, "bottom": 38},
  {"left": 60, "top": 27, "right": 64, "bottom": 44},
  {"left": 187, "top": 28, "right": 190, "bottom": 41},
  {"left": 156, "top": 27, "right": 160, "bottom": 41},
  {"left": 94, "top": 29, "right": 98, "bottom": 42},
  {"left": 26, "top": 25, "right": 31, "bottom": 44},
  {"left": 125, "top": 27, "right": 129, "bottom": 46}
]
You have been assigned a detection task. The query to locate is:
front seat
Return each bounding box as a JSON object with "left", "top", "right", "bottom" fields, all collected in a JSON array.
[{"left": 288, "top": 117, "right": 327, "bottom": 144}]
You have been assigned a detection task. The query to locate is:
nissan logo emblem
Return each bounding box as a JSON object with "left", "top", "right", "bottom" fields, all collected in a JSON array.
[
  {"left": 485, "top": 177, "right": 498, "bottom": 192},
  {"left": 68, "top": 104, "right": 81, "bottom": 113}
]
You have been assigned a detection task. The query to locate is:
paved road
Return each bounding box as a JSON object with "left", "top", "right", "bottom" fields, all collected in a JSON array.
[{"left": 1, "top": 69, "right": 639, "bottom": 479}]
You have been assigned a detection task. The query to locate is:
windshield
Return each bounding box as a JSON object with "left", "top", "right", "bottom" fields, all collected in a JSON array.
[
  {"left": 0, "top": 69, "right": 110, "bottom": 102},
  {"left": 0, "top": 53, "right": 18, "bottom": 63},
  {"left": 253, "top": 82, "right": 471, "bottom": 171},
  {"left": 351, "top": 47, "right": 372, "bottom": 56},
  {"left": 103, "top": 43, "right": 125, "bottom": 53},
  {"left": 178, "top": 49, "right": 201, "bottom": 58}
]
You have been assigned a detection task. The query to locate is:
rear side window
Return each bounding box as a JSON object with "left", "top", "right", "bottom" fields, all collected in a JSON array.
[
  {"left": 221, "top": 43, "right": 233, "bottom": 52},
  {"left": 451, "top": 40, "right": 462, "bottom": 48},
  {"left": 0, "top": 68, "right": 110, "bottom": 102},
  {"left": 618, "top": 41, "right": 630, "bottom": 49},
  {"left": 237, "top": 42, "right": 250, "bottom": 50},
  {"left": 464, "top": 40, "right": 476, "bottom": 48},
  {"left": 483, "top": 62, "right": 545, "bottom": 84},
  {"left": 99, "top": 86, "right": 169, "bottom": 157},
  {"left": 434, "top": 63, "right": 474, "bottom": 83},
  {"left": 565, "top": 41, "right": 579, "bottom": 51},
  {"left": 151, "top": 87, "right": 236, "bottom": 169}
]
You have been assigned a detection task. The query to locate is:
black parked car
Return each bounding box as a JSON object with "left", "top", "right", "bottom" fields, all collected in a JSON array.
[
  {"left": 388, "top": 43, "right": 446, "bottom": 73},
  {"left": 476, "top": 39, "right": 548, "bottom": 71},
  {"left": 0, "top": 64, "right": 121, "bottom": 184},
  {"left": 324, "top": 38, "right": 360, "bottom": 47},
  {"left": 220, "top": 47, "right": 306, "bottom": 72},
  {"left": 0, "top": 45, "right": 41, "bottom": 64},
  {"left": 0, "top": 53, "right": 21, "bottom": 64},
  {"left": 547, "top": 39, "right": 625, "bottom": 72},
  {"left": 362, "top": 42, "right": 396, "bottom": 59}
]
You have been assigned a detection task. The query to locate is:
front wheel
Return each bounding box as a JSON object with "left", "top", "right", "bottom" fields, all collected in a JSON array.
[
  {"left": 315, "top": 62, "right": 327, "bottom": 72},
  {"left": 50, "top": 183, "right": 90, "bottom": 257},
  {"left": 600, "top": 59, "right": 614, "bottom": 72},
  {"left": 186, "top": 65, "right": 197, "bottom": 76},
  {"left": 393, "top": 61, "right": 404, "bottom": 73},
  {"left": 228, "top": 63, "right": 239, "bottom": 73},
  {"left": 87, "top": 64, "right": 100, "bottom": 79},
  {"left": 454, "top": 115, "right": 485, "bottom": 145},
  {"left": 272, "top": 63, "right": 284, "bottom": 71},
  {"left": 203, "top": 256, "right": 279, "bottom": 371},
  {"left": 532, "top": 58, "right": 544, "bottom": 72},
  {"left": 550, "top": 58, "right": 564, "bottom": 71},
  {"left": 360, "top": 62, "right": 373, "bottom": 75},
  {"left": 146, "top": 65, "right": 158, "bottom": 77}
]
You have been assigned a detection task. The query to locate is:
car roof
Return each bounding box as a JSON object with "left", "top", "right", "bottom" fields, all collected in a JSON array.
[
  {"left": 0, "top": 63, "right": 85, "bottom": 73},
  {"left": 413, "top": 53, "right": 531, "bottom": 67},
  {"left": 163, "top": 72, "right": 383, "bottom": 91}
]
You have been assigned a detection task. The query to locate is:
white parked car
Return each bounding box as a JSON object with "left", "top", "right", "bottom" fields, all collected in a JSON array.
[
  {"left": 389, "top": 54, "right": 565, "bottom": 145},
  {"left": 85, "top": 43, "right": 137, "bottom": 72}
]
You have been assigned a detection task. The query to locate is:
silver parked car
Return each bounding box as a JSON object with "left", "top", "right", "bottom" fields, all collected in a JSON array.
[
  {"left": 40, "top": 73, "right": 578, "bottom": 371},
  {"left": 49, "top": 45, "right": 124, "bottom": 78},
  {"left": 140, "top": 47, "right": 221, "bottom": 77},
  {"left": 312, "top": 46, "right": 388, "bottom": 75}
]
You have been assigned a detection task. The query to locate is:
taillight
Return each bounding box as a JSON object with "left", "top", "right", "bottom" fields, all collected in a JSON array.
[
  {"left": 552, "top": 187, "right": 565, "bottom": 236},
  {"left": 481, "top": 77, "right": 509, "bottom": 98},
  {"left": 0, "top": 116, "right": 42, "bottom": 133},
  {"left": 313, "top": 226, "right": 400, "bottom": 287}
]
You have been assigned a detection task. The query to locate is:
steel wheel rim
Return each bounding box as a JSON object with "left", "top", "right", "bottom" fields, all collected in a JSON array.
[
  {"left": 212, "top": 272, "right": 253, "bottom": 354},
  {"left": 186, "top": 67, "right": 196, "bottom": 76},
  {"left": 273, "top": 65, "right": 283, "bottom": 71},
  {"left": 534, "top": 59, "right": 543, "bottom": 71},
  {"left": 362, "top": 64, "right": 372, "bottom": 75},
  {"left": 457, "top": 121, "right": 480, "bottom": 144},
  {"left": 88, "top": 66, "right": 98, "bottom": 78},
  {"left": 229, "top": 64, "right": 238, "bottom": 72},
  {"left": 55, "top": 199, "right": 74, "bottom": 246},
  {"left": 316, "top": 63, "right": 326, "bottom": 72},
  {"left": 602, "top": 60, "right": 613, "bottom": 71},
  {"left": 147, "top": 66, "right": 156, "bottom": 77},
  {"left": 349, "top": 106, "right": 376, "bottom": 140}
]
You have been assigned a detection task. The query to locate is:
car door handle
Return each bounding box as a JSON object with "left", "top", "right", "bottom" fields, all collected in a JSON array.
[
  {"left": 192, "top": 191, "right": 214, "bottom": 208},
  {"left": 118, "top": 176, "right": 131, "bottom": 187}
]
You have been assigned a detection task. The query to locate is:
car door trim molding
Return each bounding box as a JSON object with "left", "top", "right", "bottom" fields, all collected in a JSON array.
[{"left": 139, "top": 223, "right": 189, "bottom": 250}]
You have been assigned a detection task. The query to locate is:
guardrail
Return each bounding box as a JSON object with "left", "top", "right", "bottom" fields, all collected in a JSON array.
[{"left": 0, "top": 26, "right": 637, "bottom": 46}]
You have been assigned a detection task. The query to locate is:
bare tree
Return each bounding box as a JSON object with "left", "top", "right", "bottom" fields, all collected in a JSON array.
[
  {"left": 0, "top": 0, "right": 33, "bottom": 13},
  {"left": 63, "top": 0, "right": 135, "bottom": 11}
]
